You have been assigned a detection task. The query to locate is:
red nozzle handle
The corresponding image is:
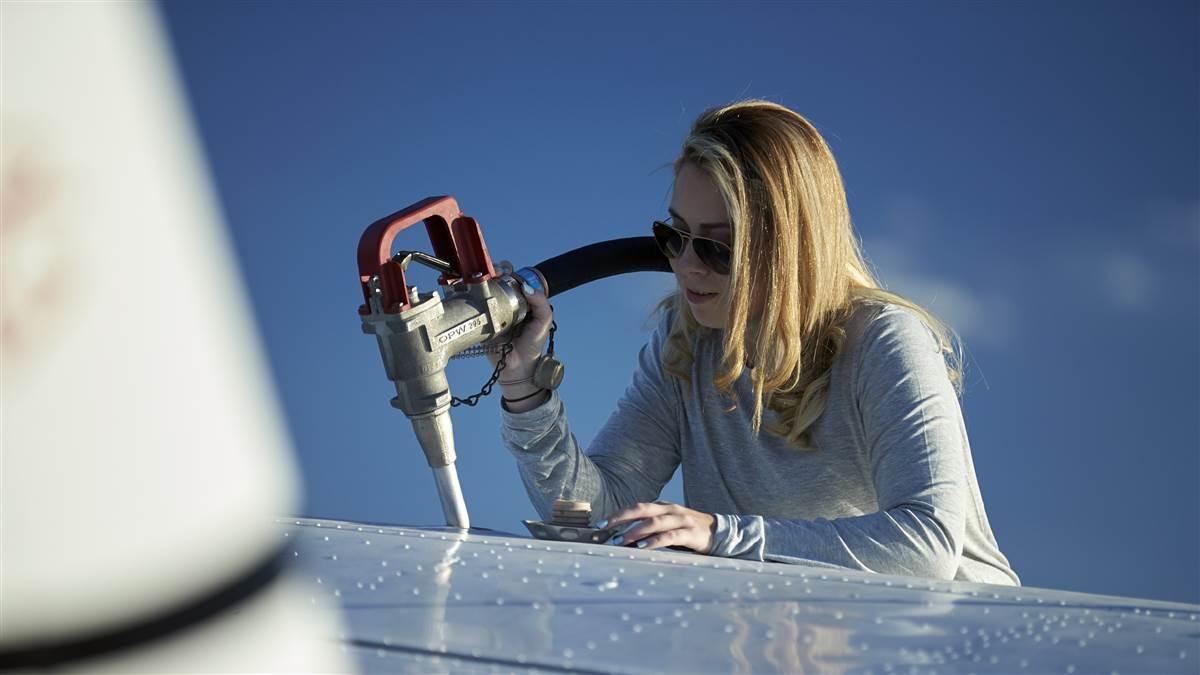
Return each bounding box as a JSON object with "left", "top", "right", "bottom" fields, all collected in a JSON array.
[{"left": 357, "top": 196, "right": 497, "bottom": 314}]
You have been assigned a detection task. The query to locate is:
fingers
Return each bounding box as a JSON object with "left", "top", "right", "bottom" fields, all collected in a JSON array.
[
  {"left": 602, "top": 518, "right": 645, "bottom": 545},
  {"left": 524, "top": 288, "right": 553, "bottom": 323},
  {"left": 609, "top": 514, "right": 697, "bottom": 551},
  {"left": 601, "top": 503, "right": 681, "bottom": 544},
  {"left": 636, "top": 514, "right": 687, "bottom": 543},
  {"left": 628, "top": 527, "right": 689, "bottom": 551},
  {"left": 525, "top": 285, "right": 552, "bottom": 329},
  {"left": 489, "top": 270, "right": 552, "bottom": 368},
  {"left": 488, "top": 264, "right": 554, "bottom": 373},
  {"left": 599, "top": 502, "right": 714, "bottom": 553},
  {"left": 512, "top": 290, "right": 551, "bottom": 362},
  {"left": 598, "top": 502, "right": 671, "bottom": 529}
]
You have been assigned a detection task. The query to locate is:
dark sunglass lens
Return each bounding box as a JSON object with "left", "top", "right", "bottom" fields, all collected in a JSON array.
[
  {"left": 652, "top": 222, "right": 685, "bottom": 258},
  {"left": 695, "top": 239, "right": 732, "bottom": 275}
]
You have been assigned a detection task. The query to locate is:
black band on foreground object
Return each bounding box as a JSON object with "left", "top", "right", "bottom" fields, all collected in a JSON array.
[
  {"left": 0, "top": 542, "right": 289, "bottom": 670},
  {"left": 532, "top": 236, "right": 671, "bottom": 299}
]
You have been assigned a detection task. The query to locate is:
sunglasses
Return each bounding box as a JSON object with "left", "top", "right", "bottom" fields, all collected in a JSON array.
[{"left": 651, "top": 220, "right": 732, "bottom": 275}]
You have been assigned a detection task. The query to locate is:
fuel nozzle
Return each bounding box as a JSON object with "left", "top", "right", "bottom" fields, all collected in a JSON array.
[
  {"left": 357, "top": 196, "right": 514, "bottom": 529},
  {"left": 361, "top": 270, "right": 527, "bottom": 529}
]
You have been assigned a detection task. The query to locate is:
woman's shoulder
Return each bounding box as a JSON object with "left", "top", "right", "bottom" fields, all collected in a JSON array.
[
  {"left": 842, "top": 299, "right": 944, "bottom": 364},
  {"left": 839, "top": 297, "right": 963, "bottom": 406}
]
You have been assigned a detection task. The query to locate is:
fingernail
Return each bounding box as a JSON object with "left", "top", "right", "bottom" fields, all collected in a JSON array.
[
  {"left": 610, "top": 535, "right": 623, "bottom": 546},
  {"left": 635, "top": 540, "right": 648, "bottom": 549},
  {"left": 595, "top": 519, "right": 608, "bottom": 529},
  {"left": 522, "top": 282, "right": 534, "bottom": 295}
]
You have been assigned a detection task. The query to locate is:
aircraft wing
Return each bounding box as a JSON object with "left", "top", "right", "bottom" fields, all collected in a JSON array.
[{"left": 283, "top": 517, "right": 1200, "bottom": 674}]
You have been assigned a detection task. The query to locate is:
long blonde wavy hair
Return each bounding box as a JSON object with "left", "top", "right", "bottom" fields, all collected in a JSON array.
[{"left": 659, "top": 99, "right": 964, "bottom": 448}]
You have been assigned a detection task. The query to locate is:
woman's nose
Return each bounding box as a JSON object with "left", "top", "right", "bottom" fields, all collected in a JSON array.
[{"left": 675, "top": 239, "right": 708, "bottom": 275}]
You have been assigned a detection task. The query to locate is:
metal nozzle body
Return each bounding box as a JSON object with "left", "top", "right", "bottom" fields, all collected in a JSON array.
[{"left": 361, "top": 274, "right": 528, "bottom": 526}]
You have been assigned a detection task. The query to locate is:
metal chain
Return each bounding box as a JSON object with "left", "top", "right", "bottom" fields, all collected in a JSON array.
[
  {"left": 450, "top": 322, "right": 520, "bottom": 408},
  {"left": 450, "top": 316, "right": 558, "bottom": 407}
]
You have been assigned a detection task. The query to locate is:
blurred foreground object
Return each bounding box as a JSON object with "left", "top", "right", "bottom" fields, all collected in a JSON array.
[{"left": 0, "top": 2, "right": 349, "bottom": 670}]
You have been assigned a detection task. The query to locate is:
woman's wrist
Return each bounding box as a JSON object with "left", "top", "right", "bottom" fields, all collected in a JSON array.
[
  {"left": 498, "top": 364, "right": 547, "bottom": 412},
  {"left": 499, "top": 379, "right": 542, "bottom": 399},
  {"left": 501, "top": 388, "right": 550, "bottom": 413}
]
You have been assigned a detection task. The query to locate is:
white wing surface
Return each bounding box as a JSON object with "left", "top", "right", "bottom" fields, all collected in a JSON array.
[{"left": 284, "top": 517, "right": 1199, "bottom": 674}]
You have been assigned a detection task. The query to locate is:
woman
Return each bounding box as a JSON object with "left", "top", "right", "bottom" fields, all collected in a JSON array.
[{"left": 495, "top": 99, "right": 1019, "bottom": 585}]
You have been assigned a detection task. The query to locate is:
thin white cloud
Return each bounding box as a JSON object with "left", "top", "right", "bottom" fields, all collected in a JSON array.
[
  {"left": 864, "top": 227, "right": 1022, "bottom": 348},
  {"left": 1102, "top": 253, "right": 1155, "bottom": 311},
  {"left": 881, "top": 276, "right": 979, "bottom": 331},
  {"left": 880, "top": 193, "right": 938, "bottom": 239},
  {"left": 1062, "top": 199, "right": 1194, "bottom": 313},
  {"left": 1146, "top": 199, "right": 1200, "bottom": 250},
  {"left": 872, "top": 262, "right": 1017, "bottom": 350}
]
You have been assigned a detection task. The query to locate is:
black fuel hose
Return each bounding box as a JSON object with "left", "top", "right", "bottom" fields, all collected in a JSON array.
[{"left": 532, "top": 236, "right": 671, "bottom": 298}]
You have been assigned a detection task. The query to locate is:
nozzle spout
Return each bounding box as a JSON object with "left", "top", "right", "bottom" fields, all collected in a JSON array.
[
  {"left": 410, "top": 409, "right": 456, "bottom": 468},
  {"left": 410, "top": 410, "right": 470, "bottom": 528},
  {"left": 433, "top": 464, "right": 470, "bottom": 529}
]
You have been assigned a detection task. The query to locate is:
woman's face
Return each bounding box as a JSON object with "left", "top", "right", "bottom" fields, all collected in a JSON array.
[{"left": 668, "top": 163, "right": 733, "bottom": 329}]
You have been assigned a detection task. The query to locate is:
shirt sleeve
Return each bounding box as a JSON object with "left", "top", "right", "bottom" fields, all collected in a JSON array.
[
  {"left": 500, "top": 310, "right": 683, "bottom": 523},
  {"left": 709, "top": 307, "right": 968, "bottom": 581}
]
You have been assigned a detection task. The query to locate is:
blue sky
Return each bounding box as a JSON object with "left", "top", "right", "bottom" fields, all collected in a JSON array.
[{"left": 160, "top": 0, "right": 1198, "bottom": 604}]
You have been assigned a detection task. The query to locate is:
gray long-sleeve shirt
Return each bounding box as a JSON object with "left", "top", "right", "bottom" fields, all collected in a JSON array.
[{"left": 501, "top": 301, "right": 1019, "bottom": 585}]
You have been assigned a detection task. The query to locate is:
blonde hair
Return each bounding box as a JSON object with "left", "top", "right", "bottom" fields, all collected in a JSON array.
[{"left": 659, "top": 99, "right": 963, "bottom": 448}]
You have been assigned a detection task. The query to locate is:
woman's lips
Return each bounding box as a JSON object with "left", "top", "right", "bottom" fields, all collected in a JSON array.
[{"left": 685, "top": 289, "right": 718, "bottom": 304}]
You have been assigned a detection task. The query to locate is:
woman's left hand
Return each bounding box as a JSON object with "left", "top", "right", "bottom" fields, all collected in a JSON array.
[{"left": 599, "top": 502, "right": 717, "bottom": 554}]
